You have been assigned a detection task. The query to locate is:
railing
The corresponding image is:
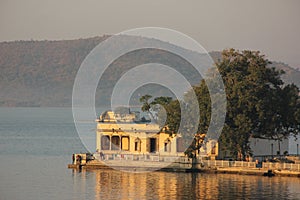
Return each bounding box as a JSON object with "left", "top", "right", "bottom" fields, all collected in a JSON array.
[
  {"left": 198, "top": 160, "right": 256, "bottom": 168},
  {"left": 92, "top": 153, "right": 300, "bottom": 171},
  {"left": 262, "top": 162, "right": 300, "bottom": 171},
  {"left": 94, "top": 152, "right": 190, "bottom": 163},
  {"left": 201, "top": 160, "right": 300, "bottom": 171},
  {"left": 94, "top": 153, "right": 257, "bottom": 167}
]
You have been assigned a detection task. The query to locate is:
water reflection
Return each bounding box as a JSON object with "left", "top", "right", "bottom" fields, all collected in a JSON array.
[{"left": 72, "top": 169, "right": 300, "bottom": 200}]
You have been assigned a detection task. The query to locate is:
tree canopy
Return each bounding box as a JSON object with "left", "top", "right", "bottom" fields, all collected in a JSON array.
[
  {"left": 140, "top": 49, "right": 300, "bottom": 160},
  {"left": 216, "top": 49, "right": 300, "bottom": 159}
]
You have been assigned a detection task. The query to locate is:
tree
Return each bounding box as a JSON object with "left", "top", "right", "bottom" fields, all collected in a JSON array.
[
  {"left": 140, "top": 49, "right": 300, "bottom": 160},
  {"left": 139, "top": 95, "right": 176, "bottom": 125},
  {"left": 158, "top": 99, "right": 181, "bottom": 133},
  {"left": 150, "top": 96, "right": 173, "bottom": 126},
  {"left": 139, "top": 95, "right": 155, "bottom": 122},
  {"left": 256, "top": 83, "right": 300, "bottom": 154},
  {"left": 216, "top": 49, "right": 300, "bottom": 160}
]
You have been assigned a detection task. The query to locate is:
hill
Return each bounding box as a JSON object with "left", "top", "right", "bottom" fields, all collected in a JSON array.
[
  {"left": 0, "top": 37, "right": 106, "bottom": 106},
  {"left": 0, "top": 37, "right": 299, "bottom": 107}
]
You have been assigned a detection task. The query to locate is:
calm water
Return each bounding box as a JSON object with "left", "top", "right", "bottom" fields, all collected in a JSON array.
[{"left": 0, "top": 108, "right": 300, "bottom": 200}]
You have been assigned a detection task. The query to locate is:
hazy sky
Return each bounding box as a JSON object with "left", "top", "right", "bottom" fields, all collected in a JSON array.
[{"left": 0, "top": 0, "right": 299, "bottom": 68}]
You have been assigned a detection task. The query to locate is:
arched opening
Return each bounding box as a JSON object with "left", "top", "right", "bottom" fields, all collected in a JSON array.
[
  {"left": 164, "top": 139, "right": 171, "bottom": 152},
  {"left": 101, "top": 136, "right": 110, "bottom": 150},
  {"left": 111, "top": 136, "right": 120, "bottom": 150},
  {"left": 149, "top": 138, "right": 157, "bottom": 153},
  {"left": 121, "top": 136, "right": 130, "bottom": 151},
  {"left": 211, "top": 141, "right": 216, "bottom": 155},
  {"left": 134, "top": 138, "right": 141, "bottom": 152}
]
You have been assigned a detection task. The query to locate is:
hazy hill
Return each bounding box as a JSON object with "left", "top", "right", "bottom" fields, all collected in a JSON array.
[
  {"left": 0, "top": 37, "right": 299, "bottom": 107},
  {"left": 0, "top": 37, "right": 107, "bottom": 106}
]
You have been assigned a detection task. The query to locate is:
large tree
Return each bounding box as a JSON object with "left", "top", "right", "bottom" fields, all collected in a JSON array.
[
  {"left": 214, "top": 49, "right": 300, "bottom": 160},
  {"left": 140, "top": 49, "right": 300, "bottom": 160},
  {"left": 139, "top": 95, "right": 177, "bottom": 127}
]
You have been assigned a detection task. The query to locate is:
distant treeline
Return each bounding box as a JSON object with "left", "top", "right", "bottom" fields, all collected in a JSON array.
[{"left": 0, "top": 36, "right": 299, "bottom": 107}]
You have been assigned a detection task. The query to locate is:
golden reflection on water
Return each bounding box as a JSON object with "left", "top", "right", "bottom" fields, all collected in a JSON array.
[{"left": 72, "top": 169, "right": 300, "bottom": 200}]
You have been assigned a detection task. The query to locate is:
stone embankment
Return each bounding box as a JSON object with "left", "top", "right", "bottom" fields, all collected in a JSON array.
[{"left": 68, "top": 153, "right": 300, "bottom": 177}]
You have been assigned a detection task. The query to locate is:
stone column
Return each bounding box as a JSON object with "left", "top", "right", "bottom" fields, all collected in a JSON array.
[
  {"left": 119, "top": 135, "right": 122, "bottom": 151},
  {"left": 109, "top": 135, "right": 112, "bottom": 150},
  {"left": 96, "top": 133, "right": 102, "bottom": 152}
]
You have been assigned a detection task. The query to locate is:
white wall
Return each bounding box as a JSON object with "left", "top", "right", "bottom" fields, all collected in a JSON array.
[
  {"left": 249, "top": 137, "right": 289, "bottom": 156},
  {"left": 288, "top": 134, "right": 300, "bottom": 155}
]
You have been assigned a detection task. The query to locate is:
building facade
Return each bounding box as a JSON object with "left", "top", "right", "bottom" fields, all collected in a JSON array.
[{"left": 95, "top": 111, "right": 185, "bottom": 156}]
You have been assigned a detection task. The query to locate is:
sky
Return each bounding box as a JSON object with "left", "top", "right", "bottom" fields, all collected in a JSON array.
[{"left": 0, "top": 0, "right": 299, "bottom": 68}]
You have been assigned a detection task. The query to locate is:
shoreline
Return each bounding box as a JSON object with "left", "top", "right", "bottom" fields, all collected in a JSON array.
[{"left": 68, "top": 159, "right": 300, "bottom": 177}]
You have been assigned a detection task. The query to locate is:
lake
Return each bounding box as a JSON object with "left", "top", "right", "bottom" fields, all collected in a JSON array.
[{"left": 0, "top": 108, "right": 300, "bottom": 200}]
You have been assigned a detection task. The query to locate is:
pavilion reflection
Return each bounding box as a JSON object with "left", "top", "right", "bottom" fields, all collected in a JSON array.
[
  {"left": 92, "top": 169, "right": 221, "bottom": 199},
  {"left": 71, "top": 169, "right": 300, "bottom": 199}
]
